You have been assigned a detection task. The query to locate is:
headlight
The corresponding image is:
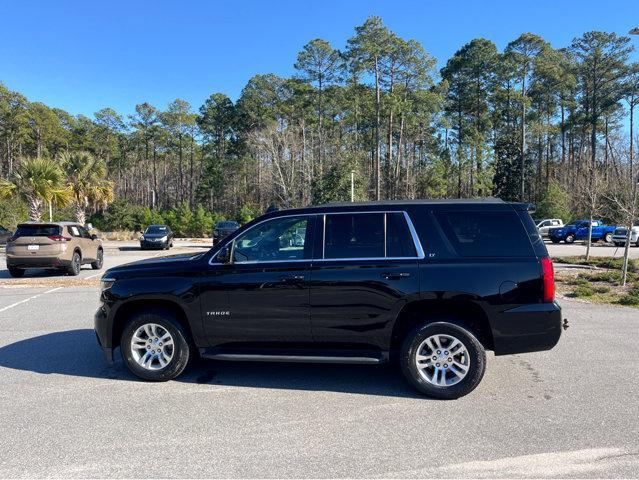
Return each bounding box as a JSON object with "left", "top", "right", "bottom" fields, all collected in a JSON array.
[
  {"left": 101, "top": 277, "right": 116, "bottom": 291},
  {"left": 140, "top": 235, "right": 145, "bottom": 241},
  {"left": 160, "top": 235, "right": 168, "bottom": 241}
]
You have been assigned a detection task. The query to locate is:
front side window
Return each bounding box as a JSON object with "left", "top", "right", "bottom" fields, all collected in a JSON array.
[{"left": 231, "top": 216, "right": 310, "bottom": 263}]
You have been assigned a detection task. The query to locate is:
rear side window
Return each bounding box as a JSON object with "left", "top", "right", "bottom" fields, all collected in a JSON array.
[
  {"left": 324, "top": 213, "right": 384, "bottom": 259},
  {"left": 323, "top": 212, "right": 419, "bottom": 259},
  {"left": 434, "top": 211, "right": 533, "bottom": 257},
  {"left": 386, "top": 213, "right": 417, "bottom": 257},
  {"left": 14, "top": 225, "right": 61, "bottom": 237}
]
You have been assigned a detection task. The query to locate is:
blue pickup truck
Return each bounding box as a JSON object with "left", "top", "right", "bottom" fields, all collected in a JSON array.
[{"left": 548, "top": 220, "right": 616, "bottom": 244}]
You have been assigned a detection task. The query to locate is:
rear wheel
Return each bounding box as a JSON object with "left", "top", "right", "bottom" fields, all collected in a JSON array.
[
  {"left": 67, "top": 251, "right": 81, "bottom": 276},
  {"left": 565, "top": 234, "right": 575, "bottom": 244},
  {"left": 120, "top": 311, "right": 191, "bottom": 381},
  {"left": 91, "top": 249, "right": 103, "bottom": 270},
  {"left": 8, "top": 267, "right": 24, "bottom": 278},
  {"left": 604, "top": 232, "right": 613, "bottom": 243},
  {"left": 400, "top": 321, "right": 486, "bottom": 399}
]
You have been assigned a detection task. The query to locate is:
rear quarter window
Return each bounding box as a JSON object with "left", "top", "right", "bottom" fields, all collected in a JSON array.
[{"left": 434, "top": 211, "right": 534, "bottom": 257}]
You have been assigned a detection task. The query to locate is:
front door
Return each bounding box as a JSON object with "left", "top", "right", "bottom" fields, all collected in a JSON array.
[{"left": 201, "top": 215, "right": 316, "bottom": 348}]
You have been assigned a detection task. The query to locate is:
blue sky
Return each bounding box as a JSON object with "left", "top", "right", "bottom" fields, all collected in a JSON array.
[{"left": 1, "top": 0, "right": 638, "bottom": 118}]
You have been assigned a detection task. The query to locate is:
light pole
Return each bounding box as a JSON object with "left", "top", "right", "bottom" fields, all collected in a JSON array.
[{"left": 350, "top": 170, "right": 355, "bottom": 202}]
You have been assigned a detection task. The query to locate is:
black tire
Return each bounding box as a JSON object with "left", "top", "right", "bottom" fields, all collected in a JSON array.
[
  {"left": 120, "top": 310, "right": 191, "bottom": 381},
  {"left": 67, "top": 251, "right": 81, "bottom": 276},
  {"left": 400, "top": 321, "right": 486, "bottom": 400},
  {"left": 91, "top": 248, "right": 103, "bottom": 270},
  {"left": 565, "top": 234, "right": 575, "bottom": 244},
  {"left": 604, "top": 232, "right": 613, "bottom": 244},
  {"left": 8, "top": 267, "right": 24, "bottom": 278}
]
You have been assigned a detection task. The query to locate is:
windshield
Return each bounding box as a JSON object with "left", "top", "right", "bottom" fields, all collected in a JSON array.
[
  {"left": 14, "top": 224, "right": 61, "bottom": 237},
  {"left": 145, "top": 225, "right": 168, "bottom": 234}
]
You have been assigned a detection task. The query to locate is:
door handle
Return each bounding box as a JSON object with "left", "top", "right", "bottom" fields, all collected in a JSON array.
[
  {"left": 381, "top": 272, "right": 410, "bottom": 280},
  {"left": 280, "top": 274, "right": 305, "bottom": 282}
]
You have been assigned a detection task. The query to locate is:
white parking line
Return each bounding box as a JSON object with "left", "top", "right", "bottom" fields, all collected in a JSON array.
[
  {"left": 0, "top": 287, "right": 63, "bottom": 313},
  {"left": 85, "top": 272, "right": 103, "bottom": 280}
]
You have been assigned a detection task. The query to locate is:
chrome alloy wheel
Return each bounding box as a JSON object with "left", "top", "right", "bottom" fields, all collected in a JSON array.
[
  {"left": 130, "top": 323, "right": 174, "bottom": 370},
  {"left": 415, "top": 334, "right": 470, "bottom": 387}
]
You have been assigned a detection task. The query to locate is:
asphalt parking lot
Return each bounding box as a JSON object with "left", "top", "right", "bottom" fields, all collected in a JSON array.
[{"left": 0, "top": 241, "right": 638, "bottom": 477}]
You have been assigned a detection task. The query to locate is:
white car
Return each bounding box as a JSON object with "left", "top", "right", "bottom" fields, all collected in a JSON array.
[
  {"left": 612, "top": 226, "right": 639, "bottom": 247},
  {"left": 536, "top": 218, "right": 564, "bottom": 238}
]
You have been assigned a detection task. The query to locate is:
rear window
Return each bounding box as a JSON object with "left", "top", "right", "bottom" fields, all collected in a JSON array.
[
  {"left": 434, "top": 211, "right": 533, "bottom": 257},
  {"left": 14, "top": 225, "right": 61, "bottom": 237},
  {"left": 324, "top": 213, "right": 384, "bottom": 259}
]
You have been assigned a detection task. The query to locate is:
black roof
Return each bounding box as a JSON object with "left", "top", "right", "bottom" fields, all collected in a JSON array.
[{"left": 256, "top": 198, "right": 530, "bottom": 221}]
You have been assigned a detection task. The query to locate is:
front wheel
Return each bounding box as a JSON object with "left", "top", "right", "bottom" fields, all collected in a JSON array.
[
  {"left": 565, "top": 234, "right": 575, "bottom": 244},
  {"left": 604, "top": 232, "right": 613, "bottom": 243},
  {"left": 400, "top": 321, "right": 486, "bottom": 399},
  {"left": 120, "top": 311, "right": 192, "bottom": 381}
]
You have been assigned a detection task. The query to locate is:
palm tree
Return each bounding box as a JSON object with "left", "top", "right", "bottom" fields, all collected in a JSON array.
[
  {"left": 0, "top": 157, "right": 70, "bottom": 221},
  {"left": 59, "top": 151, "right": 114, "bottom": 224}
]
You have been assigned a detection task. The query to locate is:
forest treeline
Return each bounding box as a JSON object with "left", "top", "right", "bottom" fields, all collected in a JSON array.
[{"left": 1, "top": 16, "right": 638, "bottom": 229}]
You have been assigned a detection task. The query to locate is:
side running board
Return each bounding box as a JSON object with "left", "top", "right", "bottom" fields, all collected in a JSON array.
[{"left": 199, "top": 351, "right": 387, "bottom": 365}]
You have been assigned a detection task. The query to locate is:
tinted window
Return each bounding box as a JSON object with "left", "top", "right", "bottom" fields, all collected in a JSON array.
[
  {"left": 386, "top": 213, "right": 417, "bottom": 257},
  {"left": 217, "top": 221, "right": 238, "bottom": 229},
  {"left": 14, "top": 225, "right": 61, "bottom": 237},
  {"left": 77, "top": 225, "right": 91, "bottom": 239},
  {"left": 232, "top": 216, "right": 310, "bottom": 262},
  {"left": 324, "top": 213, "right": 384, "bottom": 259},
  {"left": 434, "top": 211, "right": 533, "bottom": 257}
]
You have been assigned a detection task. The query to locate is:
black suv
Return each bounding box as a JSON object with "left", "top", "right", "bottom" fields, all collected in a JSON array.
[{"left": 95, "top": 200, "right": 562, "bottom": 399}]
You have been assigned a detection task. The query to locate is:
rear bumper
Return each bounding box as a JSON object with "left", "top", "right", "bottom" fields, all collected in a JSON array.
[
  {"left": 6, "top": 255, "right": 70, "bottom": 268},
  {"left": 491, "top": 302, "right": 563, "bottom": 355}
]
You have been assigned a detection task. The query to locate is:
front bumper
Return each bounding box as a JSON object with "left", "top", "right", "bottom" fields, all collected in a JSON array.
[
  {"left": 491, "top": 302, "right": 563, "bottom": 355},
  {"left": 140, "top": 240, "right": 167, "bottom": 249},
  {"left": 94, "top": 303, "right": 114, "bottom": 363}
]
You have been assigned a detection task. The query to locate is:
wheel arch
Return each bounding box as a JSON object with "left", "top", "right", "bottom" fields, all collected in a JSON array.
[
  {"left": 389, "top": 299, "right": 495, "bottom": 357},
  {"left": 111, "top": 299, "right": 194, "bottom": 350}
]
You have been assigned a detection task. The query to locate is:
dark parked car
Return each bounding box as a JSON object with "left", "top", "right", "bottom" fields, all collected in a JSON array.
[
  {"left": 96, "top": 199, "right": 562, "bottom": 399},
  {"left": 0, "top": 226, "right": 11, "bottom": 245},
  {"left": 140, "top": 225, "right": 173, "bottom": 250},
  {"left": 212, "top": 221, "right": 239, "bottom": 244}
]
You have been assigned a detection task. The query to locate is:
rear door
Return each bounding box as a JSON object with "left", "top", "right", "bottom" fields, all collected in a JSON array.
[
  {"left": 309, "top": 211, "right": 422, "bottom": 351},
  {"left": 77, "top": 225, "right": 97, "bottom": 260}
]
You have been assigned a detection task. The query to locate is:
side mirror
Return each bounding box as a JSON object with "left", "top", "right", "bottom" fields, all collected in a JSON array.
[
  {"left": 91, "top": 234, "right": 98, "bottom": 241},
  {"left": 217, "top": 245, "right": 232, "bottom": 264}
]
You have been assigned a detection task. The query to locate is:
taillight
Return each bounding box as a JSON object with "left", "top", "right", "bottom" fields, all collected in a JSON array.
[
  {"left": 48, "top": 235, "right": 71, "bottom": 242},
  {"left": 541, "top": 257, "right": 555, "bottom": 303}
]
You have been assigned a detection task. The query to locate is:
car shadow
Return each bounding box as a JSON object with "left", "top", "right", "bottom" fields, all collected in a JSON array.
[
  {"left": 0, "top": 329, "right": 422, "bottom": 398},
  {"left": 0, "top": 267, "right": 92, "bottom": 279}
]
